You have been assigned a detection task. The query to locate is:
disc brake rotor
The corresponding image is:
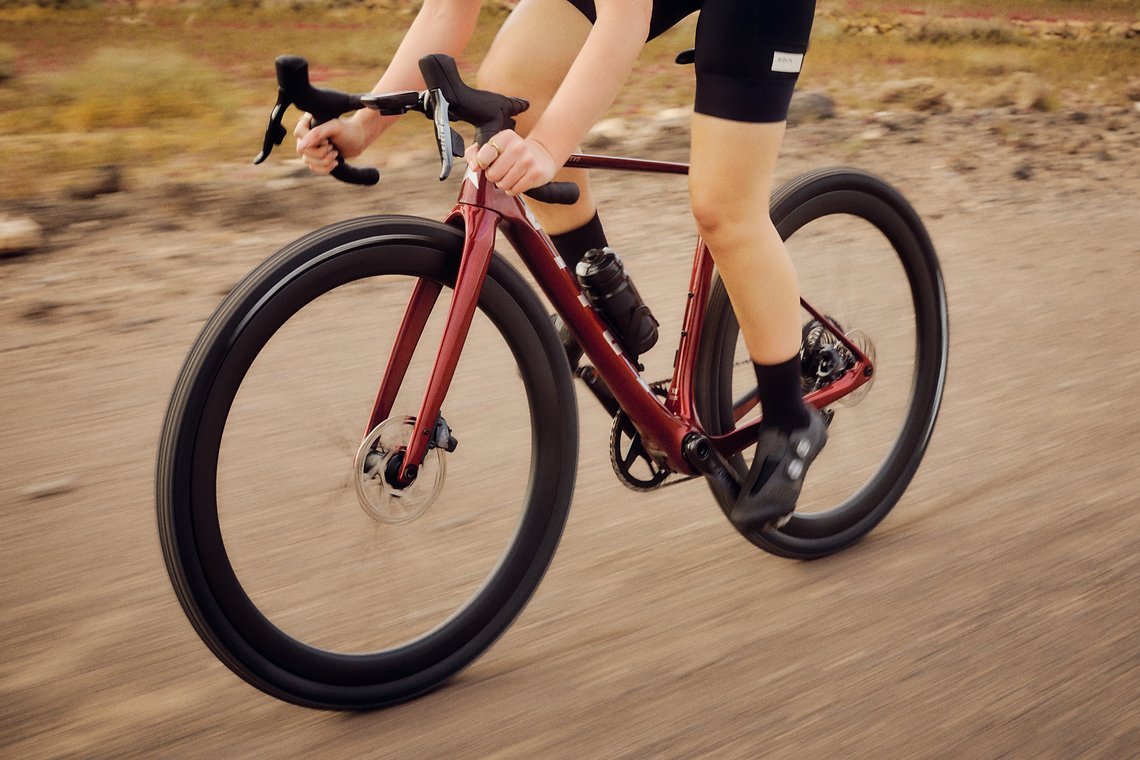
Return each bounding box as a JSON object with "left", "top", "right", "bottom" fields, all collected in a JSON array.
[{"left": 353, "top": 416, "right": 446, "bottom": 524}]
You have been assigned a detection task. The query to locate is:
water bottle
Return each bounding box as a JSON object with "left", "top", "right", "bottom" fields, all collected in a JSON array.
[{"left": 575, "top": 247, "right": 659, "bottom": 362}]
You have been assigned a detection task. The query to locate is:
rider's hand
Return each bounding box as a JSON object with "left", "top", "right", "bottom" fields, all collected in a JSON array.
[
  {"left": 294, "top": 114, "right": 371, "bottom": 175},
  {"left": 465, "top": 130, "right": 557, "bottom": 197}
]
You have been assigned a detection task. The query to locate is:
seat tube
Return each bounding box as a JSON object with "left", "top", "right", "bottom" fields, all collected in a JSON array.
[
  {"left": 667, "top": 239, "right": 716, "bottom": 424},
  {"left": 399, "top": 204, "right": 498, "bottom": 480}
]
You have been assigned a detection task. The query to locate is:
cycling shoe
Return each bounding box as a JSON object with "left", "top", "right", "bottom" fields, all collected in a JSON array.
[{"left": 731, "top": 410, "right": 828, "bottom": 531}]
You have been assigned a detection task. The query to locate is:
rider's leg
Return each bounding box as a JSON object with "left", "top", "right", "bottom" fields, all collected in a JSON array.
[
  {"left": 477, "top": 0, "right": 605, "bottom": 259},
  {"left": 686, "top": 0, "right": 823, "bottom": 527},
  {"left": 690, "top": 115, "right": 826, "bottom": 527},
  {"left": 688, "top": 116, "right": 809, "bottom": 432},
  {"left": 478, "top": 0, "right": 613, "bottom": 366}
]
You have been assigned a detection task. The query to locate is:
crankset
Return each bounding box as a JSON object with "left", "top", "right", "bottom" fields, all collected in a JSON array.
[{"left": 609, "top": 381, "right": 697, "bottom": 492}]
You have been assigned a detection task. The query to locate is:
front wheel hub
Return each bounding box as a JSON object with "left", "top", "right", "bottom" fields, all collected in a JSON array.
[{"left": 353, "top": 416, "right": 446, "bottom": 524}]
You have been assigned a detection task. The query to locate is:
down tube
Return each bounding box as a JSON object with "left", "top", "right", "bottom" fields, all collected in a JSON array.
[{"left": 500, "top": 215, "right": 697, "bottom": 475}]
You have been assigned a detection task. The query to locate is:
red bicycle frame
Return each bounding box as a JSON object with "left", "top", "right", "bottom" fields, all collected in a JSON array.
[{"left": 368, "top": 153, "right": 873, "bottom": 483}]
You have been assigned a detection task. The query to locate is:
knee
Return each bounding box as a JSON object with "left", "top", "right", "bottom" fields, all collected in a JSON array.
[
  {"left": 689, "top": 182, "right": 763, "bottom": 251},
  {"left": 689, "top": 189, "right": 730, "bottom": 243}
]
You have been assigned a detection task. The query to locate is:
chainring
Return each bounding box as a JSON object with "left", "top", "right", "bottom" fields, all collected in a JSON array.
[
  {"left": 609, "top": 411, "right": 670, "bottom": 491},
  {"left": 609, "top": 382, "right": 674, "bottom": 491}
]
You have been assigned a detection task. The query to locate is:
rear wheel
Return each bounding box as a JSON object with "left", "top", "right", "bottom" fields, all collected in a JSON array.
[
  {"left": 696, "top": 169, "right": 949, "bottom": 559},
  {"left": 157, "top": 216, "right": 578, "bottom": 708}
]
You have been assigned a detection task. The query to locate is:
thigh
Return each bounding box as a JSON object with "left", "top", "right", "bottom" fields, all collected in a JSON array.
[
  {"left": 478, "top": 0, "right": 598, "bottom": 231},
  {"left": 478, "top": 0, "right": 593, "bottom": 134},
  {"left": 689, "top": 116, "right": 785, "bottom": 224},
  {"left": 694, "top": 0, "right": 816, "bottom": 123},
  {"left": 563, "top": 0, "right": 700, "bottom": 40}
]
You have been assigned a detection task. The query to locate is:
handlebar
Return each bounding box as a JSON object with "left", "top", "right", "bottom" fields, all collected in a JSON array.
[{"left": 254, "top": 54, "right": 580, "bottom": 205}]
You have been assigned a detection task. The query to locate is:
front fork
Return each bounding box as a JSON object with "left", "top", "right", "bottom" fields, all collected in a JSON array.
[{"left": 364, "top": 203, "right": 498, "bottom": 485}]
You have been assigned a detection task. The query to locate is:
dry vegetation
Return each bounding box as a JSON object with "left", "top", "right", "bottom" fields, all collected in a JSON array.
[{"left": 0, "top": 0, "right": 1136, "bottom": 197}]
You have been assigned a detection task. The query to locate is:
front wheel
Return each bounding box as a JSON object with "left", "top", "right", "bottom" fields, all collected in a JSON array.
[
  {"left": 156, "top": 216, "right": 578, "bottom": 708},
  {"left": 695, "top": 168, "right": 949, "bottom": 559}
]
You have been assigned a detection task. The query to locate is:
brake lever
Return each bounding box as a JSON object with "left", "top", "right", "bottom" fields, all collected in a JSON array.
[
  {"left": 253, "top": 92, "right": 289, "bottom": 165},
  {"left": 426, "top": 88, "right": 455, "bottom": 181}
]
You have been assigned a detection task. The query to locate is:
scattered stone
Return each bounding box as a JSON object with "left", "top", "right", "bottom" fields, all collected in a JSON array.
[
  {"left": 877, "top": 78, "right": 951, "bottom": 114},
  {"left": 982, "top": 72, "right": 1057, "bottom": 113},
  {"left": 653, "top": 107, "right": 691, "bottom": 126},
  {"left": 1013, "top": 163, "right": 1034, "bottom": 181},
  {"left": 67, "top": 165, "right": 124, "bottom": 200},
  {"left": 648, "top": 106, "right": 692, "bottom": 146},
  {"left": 0, "top": 216, "right": 44, "bottom": 257},
  {"left": 22, "top": 301, "right": 63, "bottom": 321},
  {"left": 950, "top": 156, "right": 977, "bottom": 173},
  {"left": 788, "top": 91, "right": 836, "bottom": 125},
  {"left": 873, "top": 110, "right": 925, "bottom": 132},
  {"left": 584, "top": 118, "right": 630, "bottom": 150},
  {"left": 21, "top": 478, "right": 78, "bottom": 499}
]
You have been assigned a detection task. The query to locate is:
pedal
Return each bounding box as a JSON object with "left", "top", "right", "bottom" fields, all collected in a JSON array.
[{"left": 682, "top": 434, "right": 740, "bottom": 504}]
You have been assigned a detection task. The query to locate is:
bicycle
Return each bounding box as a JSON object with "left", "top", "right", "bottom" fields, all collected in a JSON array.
[{"left": 156, "top": 53, "right": 949, "bottom": 709}]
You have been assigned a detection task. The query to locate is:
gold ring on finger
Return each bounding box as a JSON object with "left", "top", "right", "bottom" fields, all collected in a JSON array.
[{"left": 488, "top": 138, "right": 502, "bottom": 157}]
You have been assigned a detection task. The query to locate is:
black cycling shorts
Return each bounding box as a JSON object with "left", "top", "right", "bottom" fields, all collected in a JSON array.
[{"left": 564, "top": 0, "right": 816, "bottom": 123}]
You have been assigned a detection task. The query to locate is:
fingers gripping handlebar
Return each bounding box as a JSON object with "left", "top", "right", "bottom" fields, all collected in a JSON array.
[
  {"left": 417, "top": 55, "right": 579, "bottom": 204},
  {"left": 254, "top": 55, "right": 381, "bottom": 186},
  {"left": 253, "top": 54, "right": 580, "bottom": 204}
]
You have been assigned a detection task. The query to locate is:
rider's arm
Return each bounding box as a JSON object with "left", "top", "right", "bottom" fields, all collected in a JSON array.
[
  {"left": 297, "top": 0, "right": 480, "bottom": 167},
  {"left": 472, "top": 0, "right": 651, "bottom": 195},
  {"left": 527, "top": 0, "right": 652, "bottom": 167},
  {"left": 355, "top": 0, "right": 482, "bottom": 144}
]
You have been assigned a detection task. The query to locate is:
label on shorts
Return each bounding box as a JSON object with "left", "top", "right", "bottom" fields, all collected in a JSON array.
[{"left": 772, "top": 51, "right": 804, "bottom": 74}]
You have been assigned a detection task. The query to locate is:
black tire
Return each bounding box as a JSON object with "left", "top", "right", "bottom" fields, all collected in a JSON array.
[
  {"left": 695, "top": 169, "right": 949, "bottom": 559},
  {"left": 157, "top": 216, "right": 578, "bottom": 708}
]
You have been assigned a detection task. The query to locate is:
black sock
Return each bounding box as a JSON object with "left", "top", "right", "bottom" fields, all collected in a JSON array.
[
  {"left": 549, "top": 211, "right": 607, "bottom": 272},
  {"left": 753, "top": 356, "right": 811, "bottom": 433}
]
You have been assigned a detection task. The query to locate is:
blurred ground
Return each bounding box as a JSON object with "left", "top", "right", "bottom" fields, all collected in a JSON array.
[{"left": 2, "top": 103, "right": 1140, "bottom": 757}]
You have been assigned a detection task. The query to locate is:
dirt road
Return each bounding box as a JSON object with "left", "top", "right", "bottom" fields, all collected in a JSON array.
[{"left": 3, "top": 107, "right": 1139, "bottom": 757}]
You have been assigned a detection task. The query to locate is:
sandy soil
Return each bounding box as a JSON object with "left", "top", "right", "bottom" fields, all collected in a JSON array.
[{"left": 2, "top": 105, "right": 1140, "bottom": 757}]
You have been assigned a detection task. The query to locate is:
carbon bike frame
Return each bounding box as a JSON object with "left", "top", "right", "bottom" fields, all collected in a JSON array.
[{"left": 367, "top": 153, "right": 873, "bottom": 483}]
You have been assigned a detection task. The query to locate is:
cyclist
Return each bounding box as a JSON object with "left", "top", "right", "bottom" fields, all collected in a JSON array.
[{"left": 295, "top": 0, "right": 827, "bottom": 529}]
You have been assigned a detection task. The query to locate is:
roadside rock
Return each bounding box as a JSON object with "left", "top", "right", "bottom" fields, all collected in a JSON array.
[
  {"left": 872, "top": 110, "right": 926, "bottom": 132},
  {"left": 66, "top": 165, "right": 125, "bottom": 200},
  {"left": 788, "top": 91, "right": 836, "bottom": 125},
  {"left": 648, "top": 107, "right": 692, "bottom": 149},
  {"left": 584, "top": 118, "right": 631, "bottom": 150},
  {"left": 877, "top": 78, "right": 952, "bottom": 114},
  {"left": 0, "top": 216, "right": 44, "bottom": 257},
  {"left": 981, "top": 72, "right": 1058, "bottom": 113}
]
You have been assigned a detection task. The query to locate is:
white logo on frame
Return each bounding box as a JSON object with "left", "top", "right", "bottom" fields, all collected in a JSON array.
[{"left": 772, "top": 51, "right": 804, "bottom": 73}]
